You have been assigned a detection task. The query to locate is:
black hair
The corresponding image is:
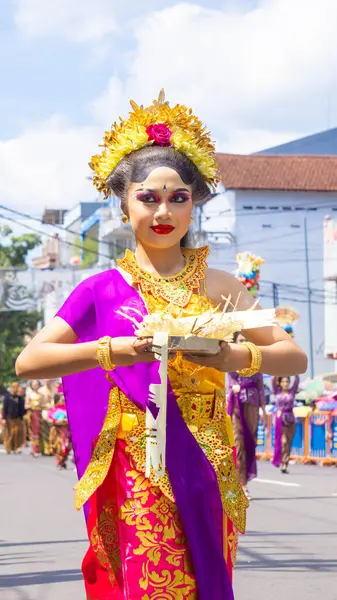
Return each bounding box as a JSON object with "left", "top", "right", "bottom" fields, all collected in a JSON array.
[
  {"left": 233, "top": 331, "right": 245, "bottom": 343},
  {"left": 54, "top": 393, "right": 61, "bottom": 403},
  {"left": 106, "top": 145, "right": 211, "bottom": 211},
  {"left": 277, "top": 376, "right": 291, "bottom": 386}
]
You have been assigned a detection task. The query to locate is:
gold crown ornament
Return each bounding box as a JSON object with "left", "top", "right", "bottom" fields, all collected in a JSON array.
[{"left": 90, "top": 89, "right": 220, "bottom": 198}]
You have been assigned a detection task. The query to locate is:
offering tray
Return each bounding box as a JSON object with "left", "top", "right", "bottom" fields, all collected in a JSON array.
[{"left": 150, "top": 335, "right": 221, "bottom": 356}]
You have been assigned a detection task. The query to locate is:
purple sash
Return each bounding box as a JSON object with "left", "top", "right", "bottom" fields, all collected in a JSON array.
[
  {"left": 58, "top": 268, "right": 234, "bottom": 600},
  {"left": 228, "top": 383, "right": 257, "bottom": 482}
]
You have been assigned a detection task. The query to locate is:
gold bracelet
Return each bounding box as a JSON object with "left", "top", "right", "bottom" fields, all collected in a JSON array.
[
  {"left": 97, "top": 336, "right": 116, "bottom": 371},
  {"left": 237, "top": 342, "right": 262, "bottom": 377}
]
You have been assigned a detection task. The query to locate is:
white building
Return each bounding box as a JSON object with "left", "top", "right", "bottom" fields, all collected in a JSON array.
[
  {"left": 204, "top": 153, "right": 337, "bottom": 377},
  {"left": 323, "top": 216, "right": 337, "bottom": 369}
]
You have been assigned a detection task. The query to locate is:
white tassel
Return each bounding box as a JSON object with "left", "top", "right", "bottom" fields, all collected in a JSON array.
[{"left": 145, "top": 332, "right": 168, "bottom": 480}]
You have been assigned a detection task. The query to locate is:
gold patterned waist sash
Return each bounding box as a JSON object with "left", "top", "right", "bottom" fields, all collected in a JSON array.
[{"left": 74, "top": 387, "right": 247, "bottom": 533}]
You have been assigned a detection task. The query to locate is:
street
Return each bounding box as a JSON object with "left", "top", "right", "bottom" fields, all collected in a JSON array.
[{"left": 1, "top": 452, "right": 336, "bottom": 600}]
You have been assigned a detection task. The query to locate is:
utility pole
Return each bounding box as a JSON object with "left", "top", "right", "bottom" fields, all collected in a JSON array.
[
  {"left": 272, "top": 282, "right": 279, "bottom": 308},
  {"left": 304, "top": 216, "right": 314, "bottom": 377}
]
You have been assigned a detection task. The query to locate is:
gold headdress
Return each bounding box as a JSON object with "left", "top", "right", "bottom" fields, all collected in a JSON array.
[{"left": 90, "top": 90, "right": 220, "bottom": 197}]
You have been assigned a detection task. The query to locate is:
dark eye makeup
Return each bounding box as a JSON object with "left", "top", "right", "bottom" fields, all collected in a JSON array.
[
  {"left": 135, "top": 190, "right": 191, "bottom": 204},
  {"left": 170, "top": 192, "right": 191, "bottom": 203},
  {"left": 135, "top": 192, "right": 159, "bottom": 203}
]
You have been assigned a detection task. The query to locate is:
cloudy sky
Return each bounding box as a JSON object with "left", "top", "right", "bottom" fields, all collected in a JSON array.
[{"left": 1, "top": 0, "right": 337, "bottom": 216}]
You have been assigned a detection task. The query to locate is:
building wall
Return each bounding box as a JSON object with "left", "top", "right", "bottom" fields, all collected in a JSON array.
[
  {"left": 0, "top": 266, "right": 100, "bottom": 323},
  {"left": 323, "top": 217, "right": 337, "bottom": 365},
  {"left": 204, "top": 189, "right": 337, "bottom": 376}
]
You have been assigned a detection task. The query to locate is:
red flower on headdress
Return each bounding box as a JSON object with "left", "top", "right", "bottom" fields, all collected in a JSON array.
[{"left": 146, "top": 123, "right": 172, "bottom": 147}]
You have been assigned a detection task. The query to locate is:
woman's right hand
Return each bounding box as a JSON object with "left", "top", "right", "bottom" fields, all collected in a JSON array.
[
  {"left": 110, "top": 337, "right": 156, "bottom": 367},
  {"left": 232, "top": 384, "right": 241, "bottom": 394}
]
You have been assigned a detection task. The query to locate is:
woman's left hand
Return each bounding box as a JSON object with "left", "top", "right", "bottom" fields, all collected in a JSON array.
[{"left": 186, "top": 342, "right": 250, "bottom": 373}]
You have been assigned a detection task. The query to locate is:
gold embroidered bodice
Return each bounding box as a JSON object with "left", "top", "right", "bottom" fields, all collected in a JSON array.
[
  {"left": 75, "top": 246, "right": 248, "bottom": 533},
  {"left": 29, "top": 391, "right": 45, "bottom": 411}
]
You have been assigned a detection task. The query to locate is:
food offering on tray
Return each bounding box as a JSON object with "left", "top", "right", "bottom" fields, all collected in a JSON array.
[{"left": 117, "top": 294, "right": 276, "bottom": 356}]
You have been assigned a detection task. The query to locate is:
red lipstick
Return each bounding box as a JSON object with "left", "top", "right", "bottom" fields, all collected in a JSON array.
[{"left": 151, "top": 225, "right": 175, "bottom": 235}]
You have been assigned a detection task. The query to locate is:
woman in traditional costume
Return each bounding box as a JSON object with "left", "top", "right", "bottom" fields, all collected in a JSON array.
[
  {"left": 39, "top": 380, "right": 55, "bottom": 455},
  {"left": 49, "top": 392, "right": 72, "bottom": 469},
  {"left": 27, "top": 380, "right": 45, "bottom": 457},
  {"left": 16, "top": 91, "right": 307, "bottom": 600},
  {"left": 272, "top": 375, "right": 300, "bottom": 474},
  {"left": 228, "top": 333, "right": 267, "bottom": 500}
]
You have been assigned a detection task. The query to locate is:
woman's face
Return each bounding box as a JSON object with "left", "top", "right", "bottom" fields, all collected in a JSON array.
[
  {"left": 280, "top": 377, "right": 290, "bottom": 391},
  {"left": 31, "top": 380, "right": 40, "bottom": 391},
  {"left": 235, "top": 333, "right": 246, "bottom": 345},
  {"left": 127, "top": 167, "right": 193, "bottom": 249}
]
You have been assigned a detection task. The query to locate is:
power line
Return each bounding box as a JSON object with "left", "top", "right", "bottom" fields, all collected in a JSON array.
[
  {"left": 0, "top": 205, "right": 129, "bottom": 260},
  {"left": 2, "top": 212, "right": 336, "bottom": 309},
  {"left": 0, "top": 203, "right": 112, "bottom": 248},
  {"left": 2, "top": 204, "right": 336, "bottom": 300},
  {"left": 0, "top": 213, "right": 112, "bottom": 262},
  {"left": 259, "top": 293, "right": 336, "bottom": 306}
]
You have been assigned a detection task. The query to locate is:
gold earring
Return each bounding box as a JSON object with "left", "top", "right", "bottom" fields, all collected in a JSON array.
[
  {"left": 122, "top": 215, "right": 129, "bottom": 224},
  {"left": 190, "top": 216, "right": 194, "bottom": 223}
]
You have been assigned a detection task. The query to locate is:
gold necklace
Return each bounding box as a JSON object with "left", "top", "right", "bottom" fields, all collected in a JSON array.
[{"left": 117, "top": 246, "right": 209, "bottom": 308}]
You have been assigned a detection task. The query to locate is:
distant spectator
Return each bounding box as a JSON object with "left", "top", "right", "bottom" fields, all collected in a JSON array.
[
  {"left": 48, "top": 393, "right": 72, "bottom": 469},
  {"left": 2, "top": 382, "right": 25, "bottom": 454}
]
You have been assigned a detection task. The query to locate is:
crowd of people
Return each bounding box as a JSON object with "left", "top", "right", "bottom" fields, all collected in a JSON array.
[
  {"left": 1, "top": 363, "right": 299, "bottom": 492},
  {"left": 0, "top": 379, "right": 72, "bottom": 469}
]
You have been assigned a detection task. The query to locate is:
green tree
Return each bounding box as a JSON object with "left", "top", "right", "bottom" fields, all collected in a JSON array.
[
  {"left": 0, "top": 312, "right": 40, "bottom": 385},
  {"left": 0, "top": 225, "right": 41, "bottom": 386},
  {"left": 0, "top": 225, "right": 41, "bottom": 267}
]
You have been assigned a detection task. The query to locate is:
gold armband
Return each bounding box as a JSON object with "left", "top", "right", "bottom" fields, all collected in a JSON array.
[
  {"left": 97, "top": 336, "right": 116, "bottom": 371},
  {"left": 237, "top": 342, "right": 262, "bottom": 377}
]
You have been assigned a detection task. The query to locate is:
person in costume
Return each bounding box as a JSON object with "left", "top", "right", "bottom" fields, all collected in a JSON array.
[
  {"left": 17, "top": 384, "right": 28, "bottom": 450},
  {"left": 39, "top": 379, "right": 55, "bottom": 455},
  {"left": 272, "top": 375, "right": 299, "bottom": 473},
  {"left": 27, "top": 379, "right": 45, "bottom": 457},
  {"left": 227, "top": 332, "right": 267, "bottom": 500},
  {"left": 48, "top": 392, "right": 72, "bottom": 469},
  {"left": 16, "top": 91, "right": 307, "bottom": 600},
  {"left": 2, "top": 382, "right": 25, "bottom": 454}
]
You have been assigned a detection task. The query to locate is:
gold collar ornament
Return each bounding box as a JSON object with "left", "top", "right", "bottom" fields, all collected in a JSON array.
[{"left": 117, "top": 246, "right": 209, "bottom": 308}]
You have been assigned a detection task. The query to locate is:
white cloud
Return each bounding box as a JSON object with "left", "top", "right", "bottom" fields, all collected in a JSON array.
[
  {"left": 0, "top": 116, "right": 100, "bottom": 211},
  {"left": 14, "top": 0, "right": 117, "bottom": 42},
  {"left": 91, "top": 76, "right": 127, "bottom": 126},
  {"left": 6, "top": 0, "right": 337, "bottom": 215},
  {"left": 94, "top": 0, "right": 337, "bottom": 148}
]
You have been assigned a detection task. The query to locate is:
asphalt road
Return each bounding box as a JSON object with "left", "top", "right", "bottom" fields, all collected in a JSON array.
[{"left": 1, "top": 450, "right": 336, "bottom": 600}]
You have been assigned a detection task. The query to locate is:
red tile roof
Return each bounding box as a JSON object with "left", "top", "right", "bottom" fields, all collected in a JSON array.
[{"left": 215, "top": 153, "right": 337, "bottom": 192}]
